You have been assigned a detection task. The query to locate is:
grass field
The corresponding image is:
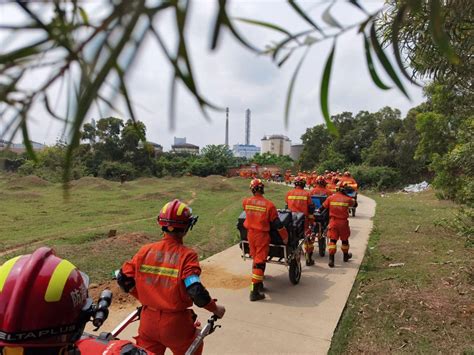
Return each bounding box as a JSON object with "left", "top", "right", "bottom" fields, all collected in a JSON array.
[
  {"left": 0, "top": 173, "right": 290, "bottom": 282},
  {"left": 330, "top": 190, "right": 473, "bottom": 354}
]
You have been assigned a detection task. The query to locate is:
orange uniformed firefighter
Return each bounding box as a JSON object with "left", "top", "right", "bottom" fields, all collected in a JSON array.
[
  {"left": 340, "top": 171, "right": 358, "bottom": 191},
  {"left": 310, "top": 175, "right": 333, "bottom": 197},
  {"left": 320, "top": 181, "right": 356, "bottom": 268},
  {"left": 242, "top": 179, "right": 280, "bottom": 301},
  {"left": 117, "top": 199, "right": 225, "bottom": 355},
  {"left": 285, "top": 176, "right": 315, "bottom": 266}
]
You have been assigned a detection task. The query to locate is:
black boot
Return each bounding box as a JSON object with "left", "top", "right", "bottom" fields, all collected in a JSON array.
[
  {"left": 343, "top": 252, "right": 352, "bottom": 262},
  {"left": 328, "top": 254, "right": 335, "bottom": 268},
  {"left": 305, "top": 252, "right": 315, "bottom": 266},
  {"left": 249, "top": 283, "right": 265, "bottom": 302}
]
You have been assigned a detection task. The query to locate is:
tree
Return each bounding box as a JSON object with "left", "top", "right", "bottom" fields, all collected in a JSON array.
[
  {"left": 299, "top": 125, "right": 331, "bottom": 170},
  {"left": 1, "top": 1, "right": 460, "bottom": 182}
]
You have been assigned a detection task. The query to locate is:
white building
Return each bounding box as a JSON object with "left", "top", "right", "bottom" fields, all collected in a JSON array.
[
  {"left": 233, "top": 144, "right": 261, "bottom": 159},
  {"left": 290, "top": 144, "right": 304, "bottom": 161},
  {"left": 174, "top": 137, "right": 187, "bottom": 146},
  {"left": 261, "top": 135, "right": 292, "bottom": 156}
]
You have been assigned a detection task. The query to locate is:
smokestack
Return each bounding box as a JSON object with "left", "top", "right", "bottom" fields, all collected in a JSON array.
[
  {"left": 245, "top": 109, "right": 251, "bottom": 145},
  {"left": 225, "top": 107, "right": 229, "bottom": 147}
]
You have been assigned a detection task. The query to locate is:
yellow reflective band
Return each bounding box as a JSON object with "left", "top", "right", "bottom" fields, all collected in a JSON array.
[
  {"left": 245, "top": 205, "right": 267, "bottom": 212},
  {"left": 45, "top": 260, "right": 76, "bottom": 302},
  {"left": 4, "top": 347, "right": 24, "bottom": 355},
  {"left": 341, "top": 245, "right": 349, "bottom": 251},
  {"left": 288, "top": 195, "right": 307, "bottom": 200},
  {"left": 162, "top": 202, "right": 170, "bottom": 214},
  {"left": 176, "top": 203, "right": 186, "bottom": 216},
  {"left": 252, "top": 274, "right": 264, "bottom": 281},
  {"left": 328, "top": 245, "right": 337, "bottom": 250},
  {"left": 0, "top": 256, "right": 22, "bottom": 293},
  {"left": 330, "top": 202, "right": 349, "bottom": 207},
  {"left": 140, "top": 265, "right": 179, "bottom": 278}
]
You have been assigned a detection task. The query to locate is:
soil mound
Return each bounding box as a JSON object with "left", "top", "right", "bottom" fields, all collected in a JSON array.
[
  {"left": 88, "top": 280, "right": 136, "bottom": 308},
  {"left": 6, "top": 175, "right": 50, "bottom": 189},
  {"left": 201, "top": 265, "right": 248, "bottom": 290}
]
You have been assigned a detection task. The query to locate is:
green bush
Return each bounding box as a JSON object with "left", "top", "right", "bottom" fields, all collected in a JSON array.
[
  {"left": 347, "top": 165, "right": 402, "bottom": 190},
  {"left": 98, "top": 161, "right": 137, "bottom": 180}
]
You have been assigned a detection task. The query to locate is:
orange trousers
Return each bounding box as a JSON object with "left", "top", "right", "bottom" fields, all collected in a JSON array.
[
  {"left": 136, "top": 307, "right": 202, "bottom": 355},
  {"left": 327, "top": 219, "right": 351, "bottom": 255},
  {"left": 247, "top": 230, "right": 270, "bottom": 284}
]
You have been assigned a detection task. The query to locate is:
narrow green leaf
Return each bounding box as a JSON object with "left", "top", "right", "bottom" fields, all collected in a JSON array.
[
  {"left": 63, "top": 0, "right": 145, "bottom": 185},
  {"left": 370, "top": 23, "right": 409, "bottom": 99},
  {"left": 21, "top": 119, "right": 37, "bottom": 162},
  {"left": 0, "top": 38, "right": 48, "bottom": 64},
  {"left": 429, "top": 0, "right": 459, "bottom": 64},
  {"left": 288, "top": 0, "right": 323, "bottom": 33},
  {"left": 348, "top": 0, "right": 368, "bottom": 15},
  {"left": 320, "top": 41, "right": 337, "bottom": 135},
  {"left": 391, "top": 7, "right": 422, "bottom": 87},
  {"left": 284, "top": 48, "right": 309, "bottom": 129},
  {"left": 272, "top": 29, "right": 313, "bottom": 62},
  {"left": 234, "top": 17, "right": 292, "bottom": 37},
  {"left": 78, "top": 6, "right": 89, "bottom": 25},
  {"left": 210, "top": 0, "right": 226, "bottom": 50},
  {"left": 322, "top": 3, "right": 342, "bottom": 29},
  {"left": 278, "top": 51, "right": 293, "bottom": 67},
  {"left": 363, "top": 34, "right": 391, "bottom": 90}
]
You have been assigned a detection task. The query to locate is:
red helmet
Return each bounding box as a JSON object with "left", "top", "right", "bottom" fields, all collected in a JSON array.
[
  {"left": 0, "top": 247, "right": 90, "bottom": 348},
  {"left": 157, "top": 199, "right": 196, "bottom": 232},
  {"left": 294, "top": 176, "right": 306, "bottom": 188},
  {"left": 316, "top": 175, "right": 326, "bottom": 186},
  {"left": 344, "top": 171, "right": 351, "bottom": 177},
  {"left": 249, "top": 178, "right": 265, "bottom": 194},
  {"left": 336, "top": 180, "right": 352, "bottom": 193}
]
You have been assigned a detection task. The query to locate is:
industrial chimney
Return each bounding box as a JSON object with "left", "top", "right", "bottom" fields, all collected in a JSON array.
[
  {"left": 225, "top": 107, "right": 229, "bottom": 147},
  {"left": 245, "top": 109, "right": 251, "bottom": 145}
]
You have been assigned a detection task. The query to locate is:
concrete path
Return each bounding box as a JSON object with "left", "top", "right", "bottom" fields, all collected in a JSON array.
[{"left": 96, "top": 194, "right": 376, "bottom": 355}]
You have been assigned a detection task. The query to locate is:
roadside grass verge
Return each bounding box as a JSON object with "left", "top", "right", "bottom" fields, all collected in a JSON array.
[
  {"left": 330, "top": 190, "right": 473, "bottom": 354},
  {"left": 0, "top": 174, "right": 288, "bottom": 282}
]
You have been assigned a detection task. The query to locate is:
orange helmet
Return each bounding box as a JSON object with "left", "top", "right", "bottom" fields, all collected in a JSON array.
[
  {"left": 344, "top": 171, "right": 351, "bottom": 177},
  {"left": 157, "top": 199, "right": 197, "bottom": 232},
  {"left": 294, "top": 176, "right": 306, "bottom": 188},
  {"left": 336, "top": 180, "right": 353, "bottom": 194},
  {"left": 250, "top": 178, "right": 265, "bottom": 194}
]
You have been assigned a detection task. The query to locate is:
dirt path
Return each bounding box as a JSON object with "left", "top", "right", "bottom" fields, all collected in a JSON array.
[{"left": 88, "top": 194, "right": 376, "bottom": 354}]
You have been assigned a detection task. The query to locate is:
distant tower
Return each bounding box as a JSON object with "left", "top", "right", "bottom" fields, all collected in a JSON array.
[
  {"left": 225, "top": 107, "right": 229, "bottom": 147},
  {"left": 245, "top": 109, "right": 251, "bottom": 145}
]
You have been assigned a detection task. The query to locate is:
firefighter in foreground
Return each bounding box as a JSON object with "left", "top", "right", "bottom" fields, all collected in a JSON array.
[
  {"left": 319, "top": 181, "right": 356, "bottom": 267},
  {"left": 285, "top": 177, "right": 315, "bottom": 266},
  {"left": 242, "top": 179, "right": 281, "bottom": 301},
  {"left": 117, "top": 199, "right": 226, "bottom": 355},
  {"left": 0, "top": 247, "right": 148, "bottom": 354}
]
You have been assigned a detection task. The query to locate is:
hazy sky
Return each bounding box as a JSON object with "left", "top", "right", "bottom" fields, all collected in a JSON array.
[{"left": 0, "top": 0, "right": 425, "bottom": 150}]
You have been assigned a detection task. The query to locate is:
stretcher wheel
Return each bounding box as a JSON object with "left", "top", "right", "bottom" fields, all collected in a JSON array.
[
  {"left": 318, "top": 236, "right": 326, "bottom": 257},
  {"left": 289, "top": 257, "right": 301, "bottom": 285}
]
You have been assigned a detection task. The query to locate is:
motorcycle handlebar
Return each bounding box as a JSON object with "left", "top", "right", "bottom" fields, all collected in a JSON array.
[{"left": 93, "top": 289, "right": 113, "bottom": 329}]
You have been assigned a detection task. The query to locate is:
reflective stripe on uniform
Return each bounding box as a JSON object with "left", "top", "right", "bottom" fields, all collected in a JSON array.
[
  {"left": 140, "top": 265, "right": 179, "bottom": 278},
  {"left": 252, "top": 273, "right": 264, "bottom": 281},
  {"left": 288, "top": 195, "right": 308, "bottom": 201},
  {"left": 330, "top": 202, "right": 349, "bottom": 207},
  {"left": 0, "top": 256, "right": 22, "bottom": 293},
  {"left": 45, "top": 259, "right": 77, "bottom": 302},
  {"left": 245, "top": 205, "right": 267, "bottom": 212},
  {"left": 328, "top": 244, "right": 337, "bottom": 250}
]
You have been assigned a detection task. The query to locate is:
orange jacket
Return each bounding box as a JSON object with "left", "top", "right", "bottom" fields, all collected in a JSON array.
[
  {"left": 322, "top": 192, "right": 355, "bottom": 220},
  {"left": 121, "top": 235, "right": 201, "bottom": 312},
  {"left": 242, "top": 194, "right": 278, "bottom": 232},
  {"left": 340, "top": 177, "right": 358, "bottom": 191},
  {"left": 286, "top": 187, "right": 313, "bottom": 216},
  {"left": 310, "top": 185, "right": 332, "bottom": 196}
]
